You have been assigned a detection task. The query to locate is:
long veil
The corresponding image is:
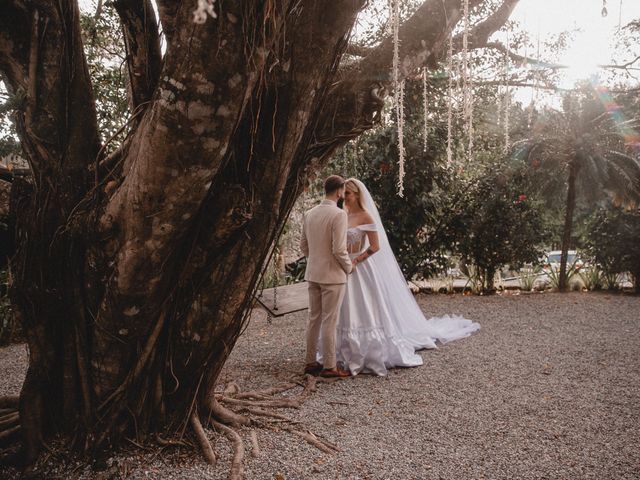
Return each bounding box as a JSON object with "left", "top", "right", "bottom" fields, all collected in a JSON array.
[{"left": 351, "top": 179, "right": 480, "bottom": 347}]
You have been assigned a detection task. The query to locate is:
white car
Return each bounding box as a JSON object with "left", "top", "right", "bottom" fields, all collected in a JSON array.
[{"left": 543, "top": 250, "right": 584, "bottom": 270}]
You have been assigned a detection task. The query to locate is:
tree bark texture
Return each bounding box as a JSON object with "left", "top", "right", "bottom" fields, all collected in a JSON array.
[
  {"left": 0, "top": 0, "right": 517, "bottom": 465},
  {"left": 559, "top": 159, "right": 580, "bottom": 291}
]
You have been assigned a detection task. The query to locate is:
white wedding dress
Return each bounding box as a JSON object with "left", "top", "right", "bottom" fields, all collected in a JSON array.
[{"left": 333, "top": 180, "right": 481, "bottom": 376}]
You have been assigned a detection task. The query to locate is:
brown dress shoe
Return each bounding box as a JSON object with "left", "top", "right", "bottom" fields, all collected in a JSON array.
[
  {"left": 304, "top": 362, "right": 323, "bottom": 375},
  {"left": 319, "top": 367, "right": 351, "bottom": 378}
]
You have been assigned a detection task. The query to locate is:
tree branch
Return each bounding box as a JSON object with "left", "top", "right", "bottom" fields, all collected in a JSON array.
[
  {"left": 600, "top": 55, "right": 640, "bottom": 70},
  {"left": 305, "top": 0, "right": 519, "bottom": 173},
  {"left": 483, "top": 41, "right": 564, "bottom": 70},
  {"left": 1, "top": 0, "right": 100, "bottom": 193},
  {"left": 114, "top": 0, "right": 163, "bottom": 110},
  {"left": 0, "top": 0, "right": 30, "bottom": 91},
  {"left": 155, "top": 0, "right": 179, "bottom": 46},
  {"left": 454, "top": 0, "right": 520, "bottom": 53},
  {"left": 345, "top": 43, "right": 372, "bottom": 57},
  {"left": 356, "top": 0, "right": 486, "bottom": 81}
]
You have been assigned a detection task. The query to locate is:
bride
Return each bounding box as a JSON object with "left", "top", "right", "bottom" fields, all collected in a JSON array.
[{"left": 335, "top": 178, "right": 480, "bottom": 376}]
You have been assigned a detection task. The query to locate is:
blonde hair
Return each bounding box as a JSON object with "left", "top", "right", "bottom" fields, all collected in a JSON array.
[{"left": 345, "top": 178, "right": 366, "bottom": 211}]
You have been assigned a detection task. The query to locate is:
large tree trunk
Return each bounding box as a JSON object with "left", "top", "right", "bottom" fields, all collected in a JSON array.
[
  {"left": 0, "top": 0, "right": 517, "bottom": 470},
  {"left": 559, "top": 159, "right": 580, "bottom": 292}
]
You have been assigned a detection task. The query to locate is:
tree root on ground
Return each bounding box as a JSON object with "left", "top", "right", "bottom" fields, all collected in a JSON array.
[
  {"left": 0, "top": 411, "right": 19, "bottom": 430},
  {"left": 0, "top": 395, "right": 19, "bottom": 409},
  {"left": 190, "top": 412, "right": 217, "bottom": 466},
  {"left": 239, "top": 406, "right": 296, "bottom": 422},
  {"left": 197, "top": 373, "right": 343, "bottom": 479},
  {"left": 249, "top": 430, "right": 260, "bottom": 458},
  {"left": 0, "top": 397, "right": 20, "bottom": 449},
  {"left": 210, "top": 419, "right": 244, "bottom": 480},
  {"left": 207, "top": 396, "right": 251, "bottom": 427},
  {"left": 0, "top": 424, "right": 21, "bottom": 445},
  {"left": 284, "top": 427, "right": 341, "bottom": 454},
  {"left": 233, "top": 382, "right": 297, "bottom": 400}
]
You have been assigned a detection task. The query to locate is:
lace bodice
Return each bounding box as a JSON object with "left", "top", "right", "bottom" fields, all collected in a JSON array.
[{"left": 347, "top": 223, "right": 377, "bottom": 252}]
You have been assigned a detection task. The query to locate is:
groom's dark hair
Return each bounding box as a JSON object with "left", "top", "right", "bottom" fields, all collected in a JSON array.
[{"left": 324, "top": 175, "right": 345, "bottom": 195}]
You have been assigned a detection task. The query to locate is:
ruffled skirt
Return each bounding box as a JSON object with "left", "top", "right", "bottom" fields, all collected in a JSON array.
[{"left": 333, "top": 254, "right": 480, "bottom": 376}]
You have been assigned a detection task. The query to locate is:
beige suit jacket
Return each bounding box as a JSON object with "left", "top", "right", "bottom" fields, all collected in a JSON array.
[{"left": 300, "top": 199, "right": 352, "bottom": 284}]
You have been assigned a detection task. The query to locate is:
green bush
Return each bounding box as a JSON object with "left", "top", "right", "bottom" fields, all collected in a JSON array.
[
  {"left": 453, "top": 165, "right": 549, "bottom": 293},
  {"left": 583, "top": 206, "right": 640, "bottom": 292}
]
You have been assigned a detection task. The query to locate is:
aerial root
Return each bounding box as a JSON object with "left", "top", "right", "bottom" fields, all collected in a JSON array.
[
  {"left": 190, "top": 412, "right": 217, "bottom": 466},
  {"left": 211, "top": 419, "right": 245, "bottom": 480}
]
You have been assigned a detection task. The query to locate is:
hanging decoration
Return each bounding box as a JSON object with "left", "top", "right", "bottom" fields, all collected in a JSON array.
[
  {"left": 618, "top": 0, "right": 623, "bottom": 28},
  {"left": 193, "top": 0, "right": 217, "bottom": 23},
  {"left": 601, "top": 0, "right": 608, "bottom": 17},
  {"left": 446, "top": 33, "right": 454, "bottom": 166},
  {"left": 461, "top": 0, "right": 474, "bottom": 161},
  {"left": 503, "top": 27, "right": 511, "bottom": 153},
  {"left": 422, "top": 67, "right": 429, "bottom": 152},
  {"left": 391, "top": 0, "right": 405, "bottom": 196},
  {"left": 528, "top": 32, "right": 541, "bottom": 129},
  {"left": 396, "top": 80, "right": 406, "bottom": 197}
]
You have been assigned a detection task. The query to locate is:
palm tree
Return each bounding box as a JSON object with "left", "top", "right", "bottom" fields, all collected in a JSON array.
[{"left": 515, "top": 86, "right": 640, "bottom": 291}]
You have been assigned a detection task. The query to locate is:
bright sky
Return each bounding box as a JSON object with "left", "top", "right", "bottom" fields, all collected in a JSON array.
[{"left": 508, "top": 0, "right": 640, "bottom": 88}]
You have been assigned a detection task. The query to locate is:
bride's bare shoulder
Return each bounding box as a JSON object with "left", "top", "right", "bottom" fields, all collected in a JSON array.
[{"left": 361, "top": 212, "right": 375, "bottom": 225}]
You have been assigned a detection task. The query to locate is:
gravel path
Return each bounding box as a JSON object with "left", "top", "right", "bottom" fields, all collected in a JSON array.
[{"left": 1, "top": 292, "right": 639, "bottom": 479}]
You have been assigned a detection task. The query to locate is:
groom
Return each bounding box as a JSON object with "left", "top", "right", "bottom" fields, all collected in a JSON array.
[{"left": 300, "top": 175, "right": 352, "bottom": 378}]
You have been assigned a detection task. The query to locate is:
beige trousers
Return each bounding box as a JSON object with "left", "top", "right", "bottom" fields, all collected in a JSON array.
[{"left": 305, "top": 281, "right": 346, "bottom": 370}]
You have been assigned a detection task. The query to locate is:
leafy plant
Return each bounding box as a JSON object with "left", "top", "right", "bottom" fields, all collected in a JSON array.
[
  {"left": 578, "top": 266, "right": 605, "bottom": 291},
  {"left": 459, "top": 261, "right": 483, "bottom": 294},
  {"left": 544, "top": 258, "right": 582, "bottom": 290},
  {"left": 519, "top": 265, "right": 542, "bottom": 291},
  {"left": 454, "top": 164, "right": 549, "bottom": 293},
  {"left": 583, "top": 205, "right": 640, "bottom": 293},
  {"left": 515, "top": 86, "right": 640, "bottom": 290}
]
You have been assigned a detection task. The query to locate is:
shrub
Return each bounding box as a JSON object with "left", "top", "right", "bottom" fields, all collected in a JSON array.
[{"left": 584, "top": 206, "right": 640, "bottom": 293}]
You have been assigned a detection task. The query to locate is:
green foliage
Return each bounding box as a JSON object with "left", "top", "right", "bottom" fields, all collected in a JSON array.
[
  {"left": 80, "top": 6, "right": 129, "bottom": 148},
  {"left": 544, "top": 258, "right": 582, "bottom": 291},
  {"left": 519, "top": 264, "right": 542, "bottom": 292},
  {"left": 332, "top": 115, "right": 459, "bottom": 280},
  {"left": 583, "top": 205, "right": 640, "bottom": 291},
  {"left": 578, "top": 266, "right": 605, "bottom": 291},
  {"left": 454, "top": 164, "right": 548, "bottom": 292}
]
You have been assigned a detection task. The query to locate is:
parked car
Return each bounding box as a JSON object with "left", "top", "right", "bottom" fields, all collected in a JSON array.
[{"left": 543, "top": 250, "right": 585, "bottom": 270}]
